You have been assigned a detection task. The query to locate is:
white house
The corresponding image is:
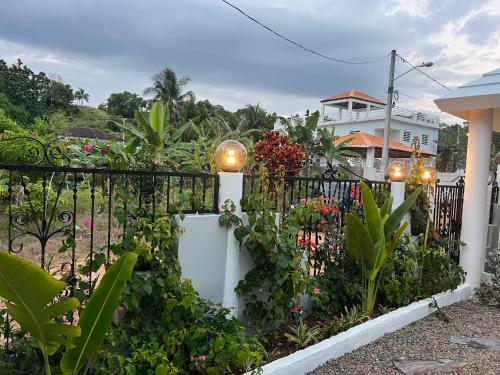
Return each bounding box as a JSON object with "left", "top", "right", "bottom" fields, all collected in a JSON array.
[
  {"left": 275, "top": 90, "right": 439, "bottom": 154},
  {"left": 274, "top": 89, "right": 439, "bottom": 179}
]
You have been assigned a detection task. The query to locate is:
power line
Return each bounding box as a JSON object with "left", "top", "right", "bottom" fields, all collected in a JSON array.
[
  {"left": 397, "top": 54, "right": 453, "bottom": 92},
  {"left": 397, "top": 91, "right": 438, "bottom": 106},
  {"left": 221, "top": 0, "right": 389, "bottom": 65}
]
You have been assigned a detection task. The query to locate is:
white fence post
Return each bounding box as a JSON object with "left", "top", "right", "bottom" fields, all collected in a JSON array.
[
  {"left": 390, "top": 181, "right": 410, "bottom": 231},
  {"left": 218, "top": 172, "right": 244, "bottom": 316}
]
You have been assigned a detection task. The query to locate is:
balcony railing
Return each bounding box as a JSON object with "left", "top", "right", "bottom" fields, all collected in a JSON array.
[{"left": 321, "top": 107, "right": 439, "bottom": 127}]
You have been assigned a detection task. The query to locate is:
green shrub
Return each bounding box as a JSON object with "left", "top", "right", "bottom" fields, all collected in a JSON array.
[
  {"left": 95, "top": 209, "right": 263, "bottom": 374},
  {"left": 380, "top": 235, "right": 465, "bottom": 307},
  {"left": 308, "top": 251, "right": 362, "bottom": 318}
]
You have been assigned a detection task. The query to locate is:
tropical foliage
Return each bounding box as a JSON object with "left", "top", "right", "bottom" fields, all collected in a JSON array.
[
  {"left": 253, "top": 131, "right": 304, "bottom": 175},
  {"left": 0, "top": 252, "right": 137, "bottom": 374},
  {"left": 345, "top": 182, "right": 422, "bottom": 313}
]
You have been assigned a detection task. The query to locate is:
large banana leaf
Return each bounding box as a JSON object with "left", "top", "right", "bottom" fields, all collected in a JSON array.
[
  {"left": 345, "top": 213, "right": 376, "bottom": 268},
  {"left": 60, "top": 252, "right": 137, "bottom": 375},
  {"left": 360, "top": 182, "right": 382, "bottom": 244},
  {"left": 384, "top": 186, "right": 422, "bottom": 237},
  {"left": 0, "top": 253, "right": 81, "bottom": 360}
]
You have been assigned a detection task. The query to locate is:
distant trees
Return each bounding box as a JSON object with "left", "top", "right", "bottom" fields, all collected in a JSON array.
[
  {"left": 44, "top": 81, "right": 74, "bottom": 113},
  {"left": 144, "top": 67, "right": 195, "bottom": 112},
  {"left": 235, "top": 103, "right": 276, "bottom": 134},
  {"left": 0, "top": 59, "right": 77, "bottom": 123},
  {"left": 435, "top": 124, "right": 468, "bottom": 172},
  {"left": 103, "top": 91, "right": 147, "bottom": 119},
  {"left": 74, "top": 88, "right": 90, "bottom": 106}
]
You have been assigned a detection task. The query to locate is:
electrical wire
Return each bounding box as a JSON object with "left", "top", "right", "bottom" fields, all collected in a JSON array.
[
  {"left": 220, "top": 0, "right": 390, "bottom": 65},
  {"left": 397, "top": 92, "right": 440, "bottom": 110},
  {"left": 397, "top": 54, "right": 453, "bottom": 92}
]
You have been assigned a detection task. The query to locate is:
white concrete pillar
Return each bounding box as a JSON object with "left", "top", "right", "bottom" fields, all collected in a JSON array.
[
  {"left": 321, "top": 104, "right": 325, "bottom": 124},
  {"left": 218, "top": 172, "right": 243, "bottom": 316},
  {"left": 460, "top": 109, "right": 493, "bottom": 289},
  {"left": 363, "top": 148, "right": 376, "bottom": 180},
  {"left": 390, "top": 181, "right": 410, "bottom": 231}
]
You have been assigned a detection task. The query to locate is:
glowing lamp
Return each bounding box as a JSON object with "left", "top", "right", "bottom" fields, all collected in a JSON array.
[
  {"left": 387, "top": 161, "right": 408, "bottom": 182},
  {"left": 214, "top": 140, "right": 247, "bottom": 172},
  {"left": 420, "top": 165, "right": 437, "bottom": 184}
]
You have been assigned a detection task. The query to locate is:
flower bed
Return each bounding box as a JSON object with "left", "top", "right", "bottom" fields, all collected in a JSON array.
[{"left": 251, "top": 284, "right": 472, "bottom": 375}]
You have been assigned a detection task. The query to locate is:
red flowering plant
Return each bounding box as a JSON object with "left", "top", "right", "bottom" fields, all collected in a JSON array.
[
  {"left": 294, "top": 196, "right": 341, "bottom": 270},
  {"left": 253, "top": 131, "right": 304, "bottom": 175},
  {"left": 66, "top": 139, "right": 132, "bottom": 169}
]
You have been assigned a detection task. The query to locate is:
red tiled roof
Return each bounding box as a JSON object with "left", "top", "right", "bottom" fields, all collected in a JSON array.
[
  {"left": 321, "top": 90, "right": 385, "bottom": 105},
  {"left": 334, "top": 132, "right": 435, "bottom": 157}
]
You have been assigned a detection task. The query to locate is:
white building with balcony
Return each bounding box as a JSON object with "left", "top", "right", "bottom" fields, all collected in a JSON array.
[
  {"left": 317, "top": 90, "right": 439, "bottom": 155},
  {"left": 274, "top": 89, "right": 439, "bottom": 180}
]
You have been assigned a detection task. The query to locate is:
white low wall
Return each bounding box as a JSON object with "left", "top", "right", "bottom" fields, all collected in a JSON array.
[
  {"left": 177, "top": 213, "right": 255, "bottom": 316},
  {"left": 250, "top": 283, "right": 472, "bottom": 375},
  {"left": 177, "top": 214, "right": 228, "bottom": 304}
]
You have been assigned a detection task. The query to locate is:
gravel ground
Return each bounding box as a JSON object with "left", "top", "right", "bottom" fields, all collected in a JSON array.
[{"left": 309, "top": 301, "right": 500, "bottom": 375}]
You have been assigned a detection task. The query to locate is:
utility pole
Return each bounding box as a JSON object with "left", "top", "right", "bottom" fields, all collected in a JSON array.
[{"left": 381, "top": 49, "right": 397, "bottom": 178}]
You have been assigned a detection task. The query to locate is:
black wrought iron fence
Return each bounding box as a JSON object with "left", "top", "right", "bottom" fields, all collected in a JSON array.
[
  {"left": 0, "top": 137, "right": 219, "bottom": 349},
  {"left": 432, "top": 177, "right": 464, "bottom": 255},
  {"left": 242, "top": 173, "right": 391, "bottom": 274}
]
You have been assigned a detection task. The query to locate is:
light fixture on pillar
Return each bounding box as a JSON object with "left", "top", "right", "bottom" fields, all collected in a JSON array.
[
  {"left": 420, "top": 165, "right": 437, "bottom": 184},
  {"left": 214, "top": 140, "right": 247, "bottom": 172},
  {"left": 386, "top": 160, "right": 408, "bottom": 182}
]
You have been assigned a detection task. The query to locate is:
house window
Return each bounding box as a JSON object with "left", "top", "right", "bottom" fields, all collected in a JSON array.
[
  {"left": 422, "top": 134, "right": 429, "bottom": 145},
  {"left": 349, "top": 130, "right": 360, "bottom": 134},
  {"left": 403, "top": 131, "right": 411, "bottom": 142}
]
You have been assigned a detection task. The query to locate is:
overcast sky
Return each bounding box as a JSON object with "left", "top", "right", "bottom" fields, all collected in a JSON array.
[{"left": 1, "top": 0, "right": 499, "bottom": 123}]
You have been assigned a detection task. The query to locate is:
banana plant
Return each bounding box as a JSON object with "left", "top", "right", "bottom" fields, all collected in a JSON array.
[
  {"left": 117, "top": 101, "right": 184, "bottom": 163},
  {"left": 0, "top": 252, "right": 137, "bottom": 374},
  {"left": 345, "top": 182, "right": 422, "bottom": 314}
]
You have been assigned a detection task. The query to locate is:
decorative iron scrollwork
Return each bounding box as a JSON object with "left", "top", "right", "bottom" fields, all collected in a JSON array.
[{"left": 0, "top": 136, "right": 70, "bottom": 166}]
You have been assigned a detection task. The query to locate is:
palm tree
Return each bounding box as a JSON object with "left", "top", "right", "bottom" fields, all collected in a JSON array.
[
  {"left": 316, "top": 127, "right": 359, "bottom": 167},
  {"left": 143, "top": 67, "right": 195, "bottom": 112},
  {"left": 236, "top": 103, "right": 275, "bottom": 134},
  {"left": 74, "top": 88, "right": 89, "bottom": 106}
]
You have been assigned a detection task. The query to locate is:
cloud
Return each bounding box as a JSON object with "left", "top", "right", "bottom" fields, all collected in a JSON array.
[
  {"left": 383, "top": 0, "right": 431, "bottom": 18},
  {"left": 0, "top": 0, "right": 498, "bottom": 124}
]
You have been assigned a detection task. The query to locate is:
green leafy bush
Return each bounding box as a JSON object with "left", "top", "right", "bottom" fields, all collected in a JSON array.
[
  {"left": 380, "top": 235, "right": 465, "bottom": 307},
  {"left": 95, "top": 210, "right": 263, "bottom": 374},
  {"left": 233, "top": 171, "right": 308, "bottom": 333}
]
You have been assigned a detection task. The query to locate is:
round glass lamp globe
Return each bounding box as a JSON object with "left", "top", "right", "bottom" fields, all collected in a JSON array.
[
  {"left": 386, "top": 161, "right": 408, "bottom": 182},
  {"left": 214, "top": 140, "right": 247, "bottom": 172},
  {"left": 420, "top": 165, "right": 437, "bottom": 184}
]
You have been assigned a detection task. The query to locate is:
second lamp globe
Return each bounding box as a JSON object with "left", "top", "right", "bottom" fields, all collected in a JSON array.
[
  {"left": 386, "top": 161, "right": 408, "bottom": 182},
  {"left": 214, "top": 140, "right": 247, "bottom": 172}
]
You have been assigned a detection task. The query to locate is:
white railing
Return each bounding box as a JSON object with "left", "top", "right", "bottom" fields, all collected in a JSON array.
[{"left": 322, "top": 107, "right": 439, "bottom": 127}]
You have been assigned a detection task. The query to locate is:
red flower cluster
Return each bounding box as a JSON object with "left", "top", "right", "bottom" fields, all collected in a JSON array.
[
  {"left": 291, "top": 306, "right": 302, "bottom": 314},
  {"left": 350, "top": 185, "right": 361, "bottom": 201},
  {"left": 300, "top": 196, "right": 338, "bottom": 214},
  {"left": 253, "top": 131, "right": 304, "bottom": 175},
  {"left": 298, "top": 238, "right": 317, "bottom": 254}
]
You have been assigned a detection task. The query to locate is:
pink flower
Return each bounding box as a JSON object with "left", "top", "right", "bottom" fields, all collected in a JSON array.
[
  {"left": 63, "top": 218, "right": 72, "bottom": 226},
  {"left": 190, "top": 356, "right": 195, "bottom": 362},
  {"left": 312, "top": 287, "right": 320, "bottom": 295},
  {"left": 83, "top": 144, "right": 93, "bottom": 152},
  {"left": 291, "top": 306, "right": 301, "bottom": 314},
  {"left": 100, "top": 147, "right": 109, "bottom": 155},
  {"left": 199, "top": 355, "right": 206, "bottom": 361},
  {"left": 82, "top": 218, "right": 92, "bottom": 228}
]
